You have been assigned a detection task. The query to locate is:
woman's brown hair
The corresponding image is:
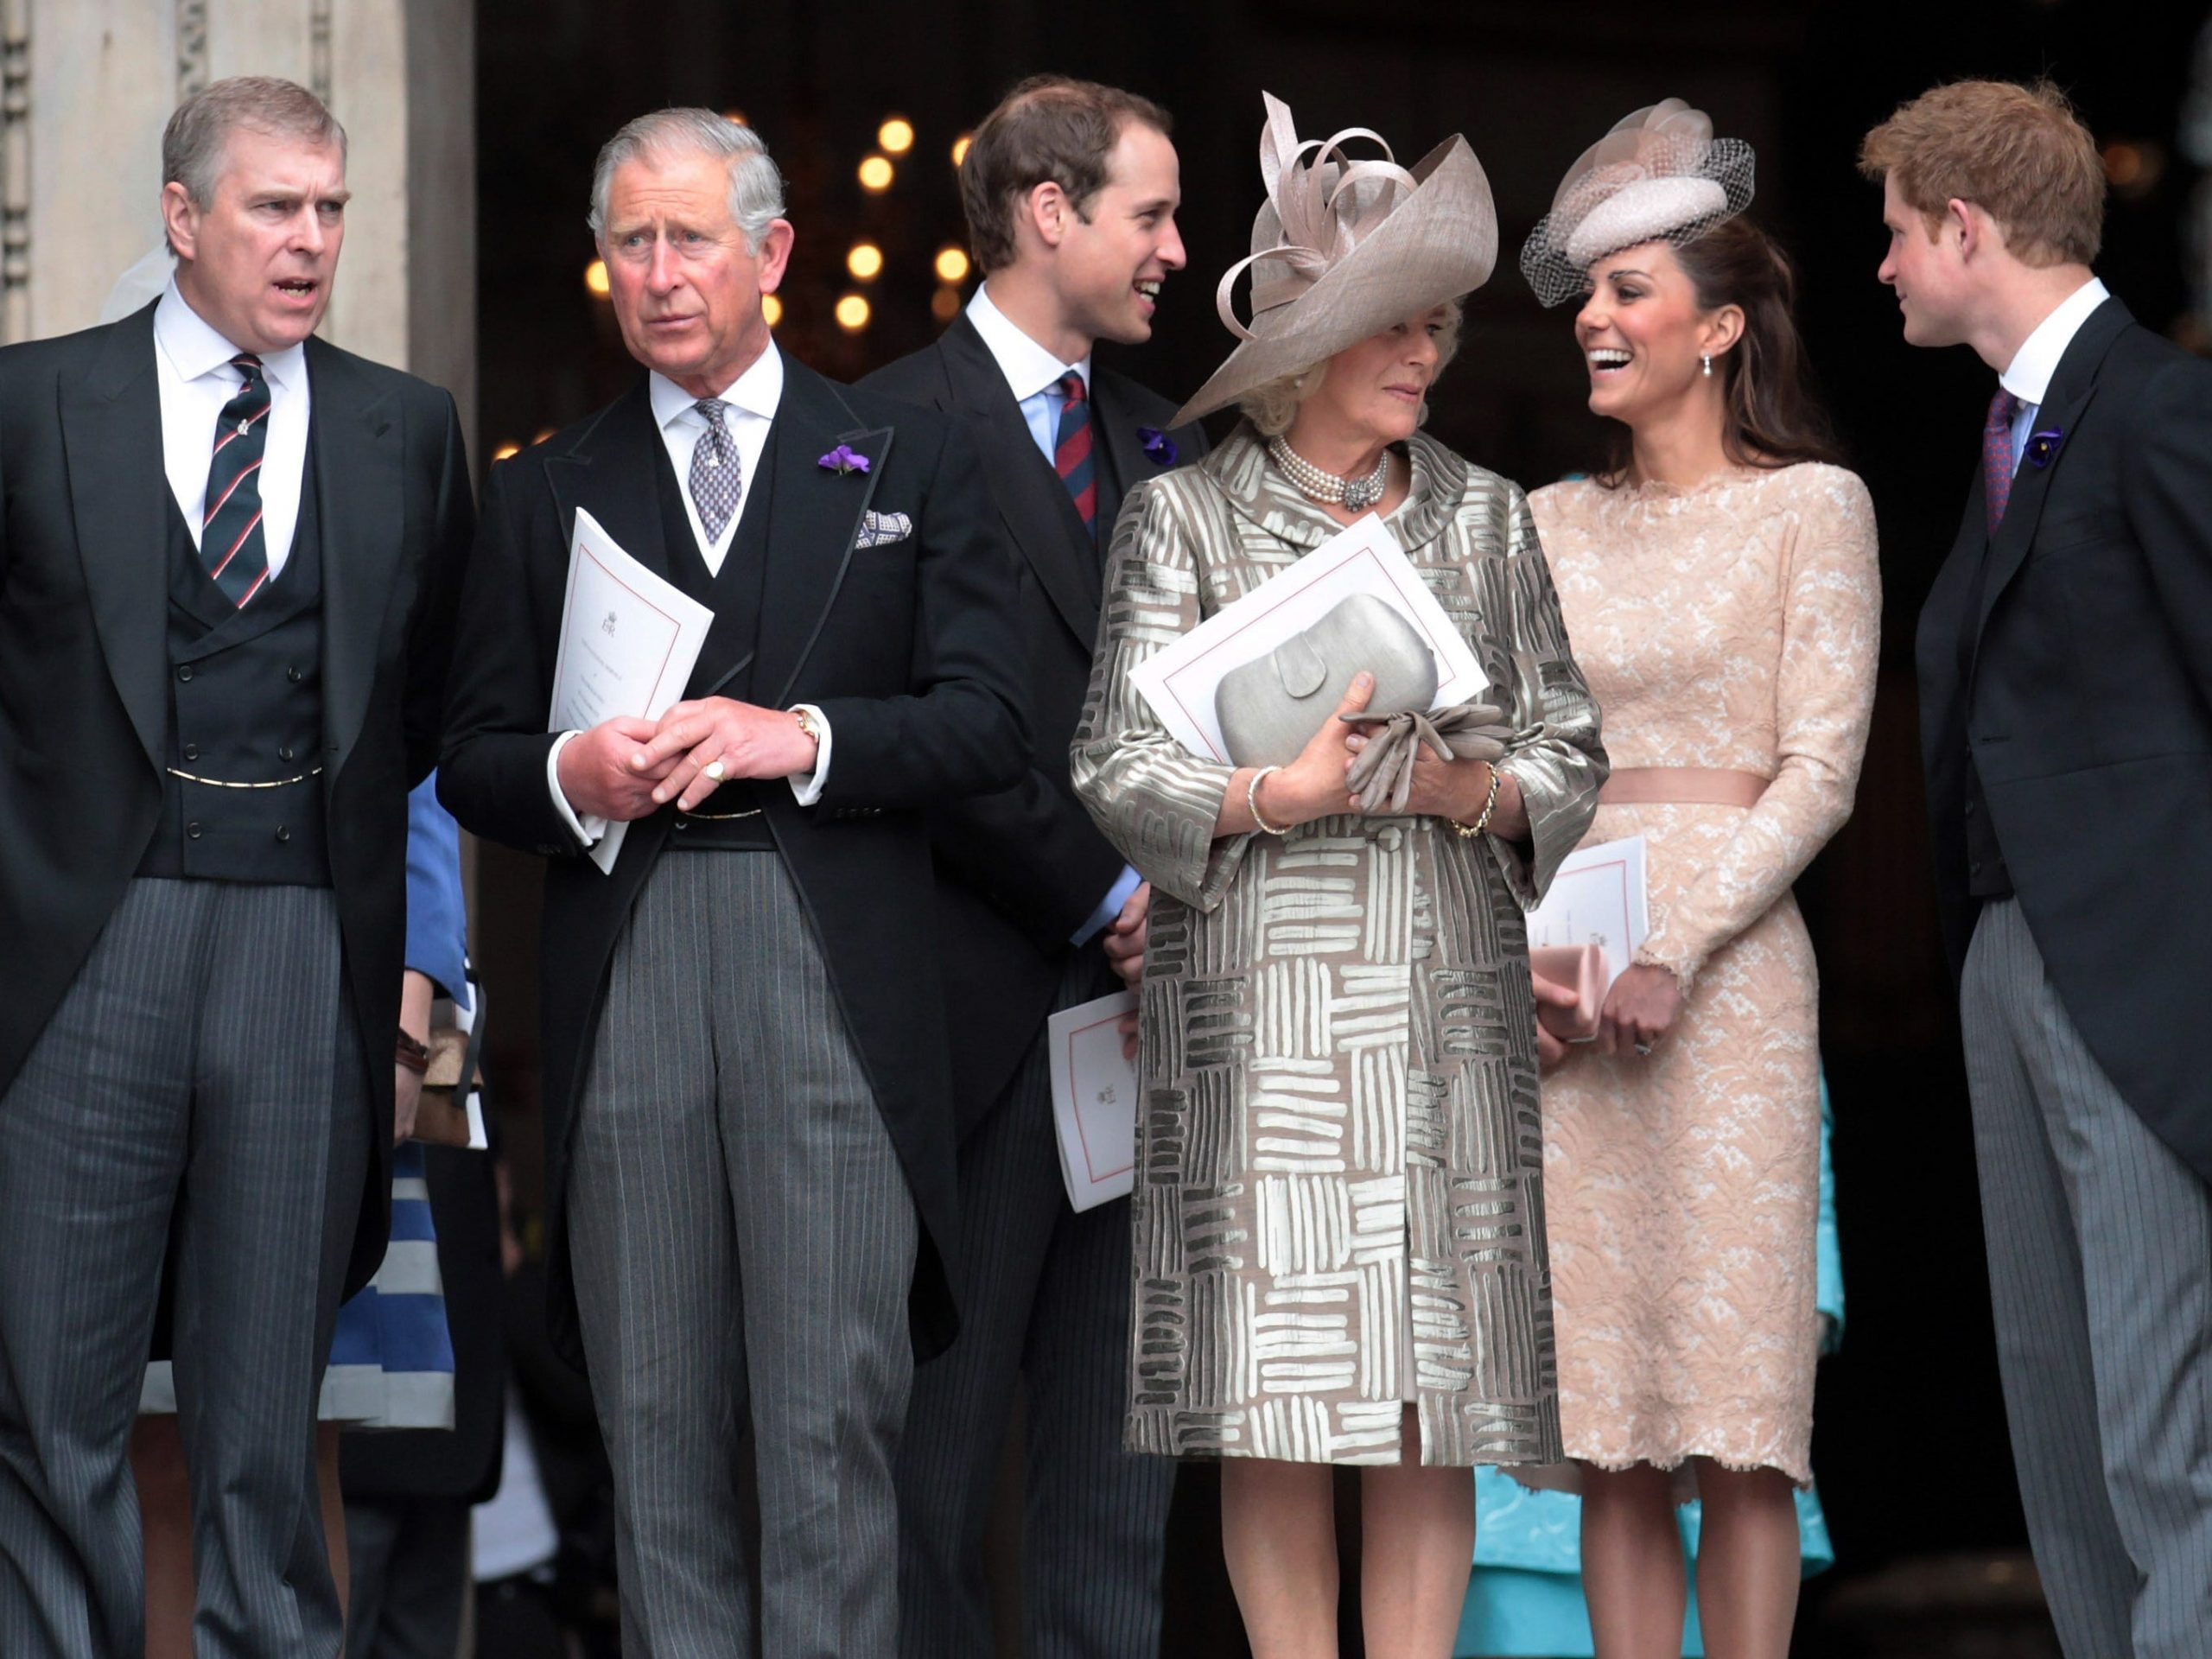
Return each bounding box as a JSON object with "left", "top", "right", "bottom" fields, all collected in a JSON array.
[{"left": 1602, "top": 217, "right": 1844, "bottom": 482}]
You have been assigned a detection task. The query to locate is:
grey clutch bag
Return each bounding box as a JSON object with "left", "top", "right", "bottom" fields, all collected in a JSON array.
[{"left": 1214, "top": 594, "right": 1439, "bottom": 767}]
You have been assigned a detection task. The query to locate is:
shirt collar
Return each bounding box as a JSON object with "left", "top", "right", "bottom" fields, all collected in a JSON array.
[
  {"left": 1999, "top": 276, "right": 2110, "bottom": 407},
  {"left": 649, "top": 337, "right": 786, "bottom": 432},
  {"left": 966, "top": 283, "right": 1090, "bottom": 404},
  {"left": 153, "top": 277, "right": 306, "bottom": 391}
]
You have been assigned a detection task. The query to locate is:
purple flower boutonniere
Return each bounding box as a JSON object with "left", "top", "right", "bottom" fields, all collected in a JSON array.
[
  {"left": 817, "top": 443, "right": 871, "bottom": 476},
  {"left": 2024, "top": 428, "right": 2063, "bottom": 469},
  {"left": 1136, "top": 426, "right": 1178, "bottom": 468}
]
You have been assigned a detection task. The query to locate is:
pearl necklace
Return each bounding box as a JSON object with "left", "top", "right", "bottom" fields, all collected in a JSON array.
[{"left": 1267, "top": 435, "right": 1391, "bottom": 512}]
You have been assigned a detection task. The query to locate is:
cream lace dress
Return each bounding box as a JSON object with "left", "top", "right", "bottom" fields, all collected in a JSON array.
[{"left": 1526, "top": 462, "right": 1878, "bottom": 1485}]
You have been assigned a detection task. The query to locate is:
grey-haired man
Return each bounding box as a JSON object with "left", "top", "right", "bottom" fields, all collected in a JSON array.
[
  {"left": 0, "top": 76, "right": 472, "bottom": 1656},
  {"left": 439, "top": 108, "right": 1025, "bottom": 1655}
]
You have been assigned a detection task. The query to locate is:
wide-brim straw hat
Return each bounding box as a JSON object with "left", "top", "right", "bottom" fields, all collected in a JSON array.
[
  {"left": 1519, "top": 99, "right": 1754, "bottom": 308},
  {"left": 1173, "top": 93, "right": 1497, "bottom": 427}
]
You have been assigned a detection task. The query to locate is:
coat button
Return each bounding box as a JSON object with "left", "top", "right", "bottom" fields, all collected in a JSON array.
[
  {"left": 279, "top": 745, "right": 296, "bottom": 763},
  {"left": 275, "top": 825, "right": 291, "bottom": 843},
  {"left": 186, "top": 822, "right": 203, "bottom": 840},
  {"left": 182, "top": 743, "right": 200, "bottom": 762},
  {"left": 176, "top": 664, "right": 194, "bottom": 683},
  {"left": 287, "top": 666, "right": 303, "bottom": 683},
  {"left": 672, "top": 817, "right": 689, "bottom": 831},
  {"left": 1968, "top": 859, "right": 1982, "bottom": 877},
  {"left": 1964, "top": 798, "right": 1975, "bottom": 817}
]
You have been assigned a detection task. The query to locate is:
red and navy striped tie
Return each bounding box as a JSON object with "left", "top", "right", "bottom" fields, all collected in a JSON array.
[
  {"left": 1053, "top": 371, "right": 1096, "bottom": 540},
  {"left": 202, "top": 353, "right": 272, "bottom": 606}
]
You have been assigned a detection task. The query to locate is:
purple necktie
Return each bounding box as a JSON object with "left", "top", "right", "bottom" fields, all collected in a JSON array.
[{"left": 1982, "top": 387, "right": 2023, "bottom": 537}]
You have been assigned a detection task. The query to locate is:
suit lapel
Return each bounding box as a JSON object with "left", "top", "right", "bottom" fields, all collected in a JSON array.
[
  {"left": 544, "top": 381, "right": 669, "bottom": 587},
  {"left": 61, "top": 307, "right": 170, "bottom": 773},
  {"left": 309, "top": 339, "right": 404, "bottom": 781},
  {"left": 1091, "top": 371, "right": 1154, "bottom": 541},
  {"left": 940, "top": 315, "right": 1099, "bottom": 645},
  {"left": 1975, "top": 297, "right": 2128, "bottom": 637},
  {"left": 757, "top": 359, "right": 889, "bottom": 708}
]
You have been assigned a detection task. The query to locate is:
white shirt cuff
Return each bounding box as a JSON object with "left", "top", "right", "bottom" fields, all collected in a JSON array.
[
  {"left": 546, "top": 731, "right": 608, "bottom": 846},
  {"left": 1073, "top": 863, "right": 1144, "bottom": 947},
  {"left": 786, "top": 705, "right": 832, "bottom": 806}
]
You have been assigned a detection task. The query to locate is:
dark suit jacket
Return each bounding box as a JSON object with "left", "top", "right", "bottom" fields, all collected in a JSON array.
[
  {"left": 859, "top": 314, "right": 1207, "bottom": 1129},
  {"left": 0, "top": 303, "right": 474, "bottom": 1295},
  {"left": 437, "top": 357, "right": 1027, "bottom": 1363},
  {"left": 1917, "top": 296, "right": 2212, "bottom": 1178}
]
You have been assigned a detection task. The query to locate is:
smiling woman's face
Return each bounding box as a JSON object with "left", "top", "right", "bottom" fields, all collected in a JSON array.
[
  {"left": 1294, "top": 304, "right": 1459, "bottom": 453},
  {"left": 1573, "top": 239, "right": 1726, "bottom": 424}
]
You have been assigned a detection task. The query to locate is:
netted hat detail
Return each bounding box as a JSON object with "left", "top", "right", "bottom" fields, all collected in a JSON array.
[{"left": 1519, "top": 99, "right": 1755, "bottom": 308}]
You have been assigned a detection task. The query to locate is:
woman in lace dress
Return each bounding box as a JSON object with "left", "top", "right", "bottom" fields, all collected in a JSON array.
[
  {"left": 1516, "top": 104, "right": 1878, "bottom": 1657},
  {"left": 1073, "top": 97, "right": 1605, "bottom": 1657}
]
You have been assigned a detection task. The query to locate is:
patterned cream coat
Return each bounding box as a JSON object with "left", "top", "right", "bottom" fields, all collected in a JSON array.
[{"left": 1071, "top": 427, "right": 1607, "bottom": 1465}]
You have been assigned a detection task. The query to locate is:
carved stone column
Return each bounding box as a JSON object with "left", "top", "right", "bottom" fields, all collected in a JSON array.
[{"left": 1, "top": 0, "right": 474, "bottom": 446}]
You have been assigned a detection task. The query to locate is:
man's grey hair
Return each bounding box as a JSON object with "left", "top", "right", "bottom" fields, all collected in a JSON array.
[
  {"left": 588, "top": 109, "right": 786, "bottom": 251},
  {"left": 162, "top": 76, "right": 346, "bottom": 213}
]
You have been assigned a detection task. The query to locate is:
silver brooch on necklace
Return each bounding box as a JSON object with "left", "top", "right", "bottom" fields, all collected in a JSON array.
[{"left": 1267, "top": 435, "right": 1390, "bottom": 512}]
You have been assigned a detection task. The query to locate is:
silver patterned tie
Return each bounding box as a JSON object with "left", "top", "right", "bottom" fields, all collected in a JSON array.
[{"left": 688, "top": 398, "right": 741, "bottom": 542}]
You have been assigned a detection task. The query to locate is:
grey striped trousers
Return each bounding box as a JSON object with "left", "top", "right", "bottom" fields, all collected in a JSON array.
[
  {"left": 566, "top": 851, "right": 917, "bottom": 1659},
  {"left": 896, "top": 947, "right": 1173, "bottom": 1658},
  {"left": 1962, "top": 899, "right": 2212, "bottom": 1659},
  {"left": 0, "top": 879, "right": 367, "bottom": 1659}
]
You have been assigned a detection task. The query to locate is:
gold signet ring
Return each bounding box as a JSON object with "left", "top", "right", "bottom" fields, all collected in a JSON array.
[{"left": 702, "top": 759, "right": 727, "bottom": 782}]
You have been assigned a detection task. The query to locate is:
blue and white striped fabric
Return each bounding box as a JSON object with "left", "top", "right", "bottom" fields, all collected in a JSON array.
[{"left": 319, "top": 1141, "right": 454, "bottom": 1428}]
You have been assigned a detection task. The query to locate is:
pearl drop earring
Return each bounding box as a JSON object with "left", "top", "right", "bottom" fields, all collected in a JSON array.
[{"left": 1700, "top": 353, "right": 1713, "bottom": 378}]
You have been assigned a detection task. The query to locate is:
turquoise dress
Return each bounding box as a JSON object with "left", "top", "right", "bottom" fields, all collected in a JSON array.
[{"left": 1456, "top": 1078, "right": 1844, "bottom": 1656}]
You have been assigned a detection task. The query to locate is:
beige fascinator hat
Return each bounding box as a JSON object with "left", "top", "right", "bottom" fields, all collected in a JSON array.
[
  {"left": 1519, "top": 99, "right": 1755, "bottom": 308},
  {"left": 1172, "top": 93, "right": 1497, "bottom": 426}
]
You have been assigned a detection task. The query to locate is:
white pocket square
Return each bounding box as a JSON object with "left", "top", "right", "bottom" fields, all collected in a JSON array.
[{"left": 855, "top": 509, "right": 913, "bottom": 549}]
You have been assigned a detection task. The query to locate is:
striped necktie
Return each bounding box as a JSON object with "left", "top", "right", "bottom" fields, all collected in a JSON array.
[
  {"left": 1982, "top": 387, "right": 2023, "bottom": 537},
  {"left": 202, "top": 354, "right": 272, "bottom": 606},
  {"left": 1053, "top": 372, "right": 1096, "bottom": 539}
]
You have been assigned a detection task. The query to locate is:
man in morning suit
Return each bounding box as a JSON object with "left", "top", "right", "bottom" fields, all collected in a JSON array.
[
  {"left": 1865, "top": 79, "right": 2212, "bottom": 1657},
  {"left": 860, "top": 75, "right": 1205, "bottom": 1657},
  {"left": 0, "top": 77, "right": 473, "bottom": 1656},
  {"left": 437, "top": 109, "right": 1026, "bottom": 1657}
]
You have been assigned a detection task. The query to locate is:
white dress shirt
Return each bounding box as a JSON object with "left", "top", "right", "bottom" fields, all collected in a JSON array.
[
  {"left": 965, "top": 285, "right": 1140, "bottom": 946},
  {"left": 546, "top": 339, "right": 832, "bottom": 843},
  {"left": 648, "top": 341, "right": 783, "bottom": 576},
  {"left": 967, "top": 285, "right": 1091, "bottom": 465},
  {"left": 1998, "top": 276, "right": 2109, "bottom": 472},
  {"left": 155, "top": 279, "right": 310, "bottom": 576}
]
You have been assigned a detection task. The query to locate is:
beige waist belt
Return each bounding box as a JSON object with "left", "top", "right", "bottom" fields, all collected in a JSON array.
[{"left": 1599, "top": 766, "right": 1769, "bottom": 809}]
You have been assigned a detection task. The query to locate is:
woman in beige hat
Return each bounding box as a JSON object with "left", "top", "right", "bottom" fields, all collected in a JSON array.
[
  {"left": 1070, "top": 95, "right": 1606, "bottom": 1656},
  {"left": 1516, "top": 101, "right": 1878, "bottom": 1657}
]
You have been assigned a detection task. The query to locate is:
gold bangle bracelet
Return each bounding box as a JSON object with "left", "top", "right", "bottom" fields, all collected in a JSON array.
[{"left": 1453, "top": 764, "right": 1503, "bottom": 840}]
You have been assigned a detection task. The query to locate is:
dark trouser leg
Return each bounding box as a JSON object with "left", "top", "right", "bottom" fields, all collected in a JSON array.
[
  {"left": 895, "top": 1001, "right": 1067, "bottom": 1658},
  {"left": 172, "top": 884, "right": 368, "bottom": 1659},
  {"left": 565, "top": 858, "right": 747, "bottom": 1659},
  {"left": 343, "top": 1497, "right": 468, "bottom": 1659},
  {"left": 715, "top": 855, "right": 916, "bottom": 1659},
  {"left": 1964, "top": 899, "right": 2212, "bottom": 1659},
  {"left": 0, "top": 881, "right": 207, "bottom": 1659}
]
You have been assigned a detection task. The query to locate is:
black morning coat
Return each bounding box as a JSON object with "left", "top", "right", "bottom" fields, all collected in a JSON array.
[
  {"left": 0, "top": 302, "right": 475, "bottom": 1297},
  {"left": 860, "top": 311, "right": 1209, "bottom": 1135},
  {"left": 437, "top": 356, "right": 1027, "bottom": 1363},
  {"left": 1916, "top": 296, "right": 2212, "bottom": 1179}
]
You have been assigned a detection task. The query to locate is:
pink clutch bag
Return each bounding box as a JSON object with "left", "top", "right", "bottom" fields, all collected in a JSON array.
[{"left": 1530, "top": 944, "right": 1605, "bottom": 1043}]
